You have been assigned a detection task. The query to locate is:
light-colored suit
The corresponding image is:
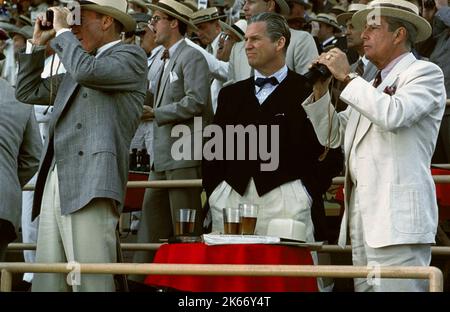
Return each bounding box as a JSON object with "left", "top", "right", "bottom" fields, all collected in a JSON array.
[
  {"left": 303, "top": 53, "right": 446, "bottom": 291},
  {"left": 227, "top": 28, "right": 318, "bottom": 83},
  {"left": 15, "top": 31, "right": 148, "bottom": 291},
  {"left": 304, "top": 53, "right": 446, "bottom": 248},
  {"left": 131, "top": 40, "right": 211, "bottom": 280},
  {"left": 0, "top": 78, "right": 41, "bottom": 261}
]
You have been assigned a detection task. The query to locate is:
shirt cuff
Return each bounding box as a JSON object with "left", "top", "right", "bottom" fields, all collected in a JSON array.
[{"left": 25, "top": 40, "right": 34, "bottom": 54}]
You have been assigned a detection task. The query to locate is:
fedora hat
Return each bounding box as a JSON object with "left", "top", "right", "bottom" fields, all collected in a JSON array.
[
  {"left": 191, "top": 7, "right": 225, "bottom": 25},
  {"left": 219, "top": 19, "right": 247, "bottom": 41},
  {"left": 180, "top": 0, "right": 199, "bottom": 12},
  {"left": 311, "top": 13, "right": 341, "bottom": 31},
  {"left": 336, "top": 3, "right": 367, "bottom": 25},
  {"left": 147, "top": 0, "right": 198, "bottom": 31},
  {"left": 128, "top": 0, "right": 149, "bottom": 13},
  {"left": 78, "top": 0, "right": 136, "bottom": 32},
  {"left": 352, "top": 0, "right": 432, "bottom": 42},
  {"left": 267, "top": 219, "right": 307, "bottom": 242}
]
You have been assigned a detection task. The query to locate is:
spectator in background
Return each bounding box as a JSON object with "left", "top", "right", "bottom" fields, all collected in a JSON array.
[
  {"left": 15, "top": 0, "right": 147, "bottom": 291},
  {"left": 0, "top": 78, "right": 42, "bottom": 263},
  {"left": 286, "top": 0, "right": 312, "bottom": 30},
  {"left": 310, "top": 13, "right": 346, "bottom": 53},
  {"left": 131, "top": 0, "right": 211, "bottom": 284}
]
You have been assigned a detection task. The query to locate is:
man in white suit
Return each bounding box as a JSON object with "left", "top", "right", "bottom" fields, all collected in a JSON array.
[{"left": 302, "top": 0, "right": 446, "bottom": 291}]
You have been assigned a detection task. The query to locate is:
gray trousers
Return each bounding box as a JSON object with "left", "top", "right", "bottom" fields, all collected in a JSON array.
[{"left": 130, "top": 166, "right": 202, "bottom": 282}]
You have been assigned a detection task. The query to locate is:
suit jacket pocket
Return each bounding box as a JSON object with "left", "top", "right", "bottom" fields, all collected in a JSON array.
[{"left": 390, "top": 183, "right": 433, "bottom": 234}]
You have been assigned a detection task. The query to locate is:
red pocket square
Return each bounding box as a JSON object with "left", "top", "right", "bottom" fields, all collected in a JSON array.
[{"left": 383, "top": 85, "right": 397, "bottom": 95}]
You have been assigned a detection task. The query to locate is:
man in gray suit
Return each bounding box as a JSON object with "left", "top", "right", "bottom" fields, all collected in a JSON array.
[
  {"left": 0, "top": 78, "right": 41, "bottom": 262},
  {"left": 15, "top": 0, "right": 147, "bottom": 292},
  {"left": 131, "top": 0, "right": 210, "bottom": 281},
  {"left": 227, "top": 0, "right": 318, "bottom": 83}
]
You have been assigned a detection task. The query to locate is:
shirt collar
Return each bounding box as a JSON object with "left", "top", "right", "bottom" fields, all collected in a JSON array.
[
  {"left": 380, "top": 52, "right": 409, "bottom": 81},
  {"left": 167, "top": 38, "right": 184, "bottom": 58},
  {"left": 95, "top": 40, "right": 121, "bottom": 58},
  {"left": 321, "top": 36, "right": 335, "bottom": 47},
  {"left": 254, "top": 65, "right": 288, "bottom": 85}
]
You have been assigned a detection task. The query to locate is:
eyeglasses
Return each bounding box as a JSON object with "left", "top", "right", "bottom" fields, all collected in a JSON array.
[{"left": 150, "top": 15, "right": 169, "bottom": 24}]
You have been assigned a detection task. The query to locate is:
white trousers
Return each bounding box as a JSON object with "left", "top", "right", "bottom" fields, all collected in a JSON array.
[
  {"left": 349, "top": 189, "right": 431, "bottom": 292},
  {"left": 21, "top": 174, "right": 39, "bottom": 283},
  {"left": 32, "top": 166, "right": 119, "bottom": 292}
]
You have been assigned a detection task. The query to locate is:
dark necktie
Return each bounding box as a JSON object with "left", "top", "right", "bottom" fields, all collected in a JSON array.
[
  {"left": 355, "top": 59, "right": 365, "bottom": 76},
  {"left": 373, "top": 71, "right": 382, "bottom": 88},
  {"left": 161, "top": 49, "right": 169, "bottom": 61},
  {"left": 255, "top": 76, "right": 279, "bottom": 88}
]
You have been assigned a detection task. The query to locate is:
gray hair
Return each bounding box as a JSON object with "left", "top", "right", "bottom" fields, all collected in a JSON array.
[
  {"left": 384, "top": 16, "right": 417, "bottom": 50},
  {"left": 249, "top": 12, "right": 291, "bottom": 53}
]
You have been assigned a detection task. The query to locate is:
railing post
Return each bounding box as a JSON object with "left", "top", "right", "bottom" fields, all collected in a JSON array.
[
  {"left": 1, "top": 269, "right": 12, "bottom": 292},
  {"left": 428, "top": 267, "right": 444, "bottom": 292}
]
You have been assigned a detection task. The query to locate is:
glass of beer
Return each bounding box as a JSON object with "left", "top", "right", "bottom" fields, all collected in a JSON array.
[
  {"left": 239, "top": 203, "right": 258, "bottom": 235},
  {"left": 222, "top": 208, "right": 241, "bottom": 234},
  {"left": 175, "top": 208, "right": 196, "bottom": 235}
]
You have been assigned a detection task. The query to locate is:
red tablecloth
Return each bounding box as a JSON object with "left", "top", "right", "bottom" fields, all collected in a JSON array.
[
  {"left": 144, "top": 243, "right": 318, "bottom": 292},
  {"left": 123, "top": 172, "right": 149, "bottom": 212}
]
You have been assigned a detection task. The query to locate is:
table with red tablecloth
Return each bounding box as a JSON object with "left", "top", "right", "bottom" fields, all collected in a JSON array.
[{"left": 144, "top": 243, "right": 318, "bottom": 292}]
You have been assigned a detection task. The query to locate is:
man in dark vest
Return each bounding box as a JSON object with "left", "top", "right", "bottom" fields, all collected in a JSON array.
[{"left": 203, "top": 12, "right": 342, "bottom": 247}]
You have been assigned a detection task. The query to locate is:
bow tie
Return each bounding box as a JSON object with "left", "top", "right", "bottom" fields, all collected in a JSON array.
[{"left": 255, "top": 76, "right": 279, "bottom": 88}]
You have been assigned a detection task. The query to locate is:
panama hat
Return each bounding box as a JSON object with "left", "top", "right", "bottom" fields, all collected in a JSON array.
[
  {"left": 191, "top": 7, "right": 225, "bottom": 25},
  {"left": 219, "top": 19, "right": 247, "bottom": 41},
  {"left": 78, "top": 0, "right": 136, "bottom": 32},
  {"left": 311, "top": 13, "right": 341, "bottom": 31},
  {"left": 147, "top": 0, "right": 198, "bottom": 31},
  {"left": 179, "top": 0, "right": 199, "bottom": 12},
  {"left": 352, "top": 0, "right": 432, "bottom": 42},
  {"left": 267, "top": 219, "right": 307, "bottom": 243},
  {"left": 336, "top": 3, "right": 367, "bottom": 25}
]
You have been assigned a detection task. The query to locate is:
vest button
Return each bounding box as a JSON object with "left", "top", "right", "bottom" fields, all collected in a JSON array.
[{"left": 78, "top": 151, "right": 84, "bottom": 156}]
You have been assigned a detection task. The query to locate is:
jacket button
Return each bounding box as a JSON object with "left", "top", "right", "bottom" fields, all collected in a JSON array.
[
  {"left": 78, "top": 151, "right": 84, "bottom": 156},
  {"left": 76, "top": 123, "right": 82, "bottom": 129},
  {"left": 83, "top": 93, "right": 88, "bottom": 98}
]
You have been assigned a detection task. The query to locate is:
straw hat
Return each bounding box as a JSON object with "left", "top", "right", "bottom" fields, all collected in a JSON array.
[
  {"left": 191, "top": 7, "right": 225, "bottom": 25},
  {"left": 147, "top": 0, "right": 198, "bottom": 30},
  {"left": 311, "top": 13, "right": 341, "bottom": 31},
  {"left": 336, "top": 3, "right": 367, "bottom": 25},
  {"left": 352, "top": 0, "right": 432, "bottom": 42},
  {"left": 219, "top": 19, "right": 247, "bottom": 41},
  {"left": 267, "top": 219, "right": 307, "bottom": 243},
  {"left": 79, "top": 0, "right": 136, "bottom": 32}
]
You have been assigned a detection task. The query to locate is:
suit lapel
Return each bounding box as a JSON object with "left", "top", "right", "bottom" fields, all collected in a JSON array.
[
  {"left": 155, "top": 40, "right": 186, "bottom": 107},
  {"left": 350, "top": 53, "right": 417, "bottom": 149}
]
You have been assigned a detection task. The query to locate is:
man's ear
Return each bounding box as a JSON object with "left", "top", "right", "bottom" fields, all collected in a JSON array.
[
  {"left": 102, "top": 15, "right": 115, "bottom": 31},
  {"left": 276, "top": 36, "right": 286, "bottom": 52},
  {"left": 393, "top": 27, "right": 407, "bottom": 45},
  {"left": 267, "top": 0, "right": 277, "bottom": 12},
  {"left": 170, "top": 18, "right": 179, "bottom": 30}
]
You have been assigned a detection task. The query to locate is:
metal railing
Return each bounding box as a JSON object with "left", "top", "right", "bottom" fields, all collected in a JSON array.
[
  {"left": 0, "top": 262, "right": 443, "bottom": 292},
  {"left": 21, "top": 174, "right": 450, "bottom": 191}
]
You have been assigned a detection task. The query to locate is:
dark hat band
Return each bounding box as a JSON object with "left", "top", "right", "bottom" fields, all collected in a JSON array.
[{"left": 231, "top": 24, "right": 245, "bottom": 37}]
